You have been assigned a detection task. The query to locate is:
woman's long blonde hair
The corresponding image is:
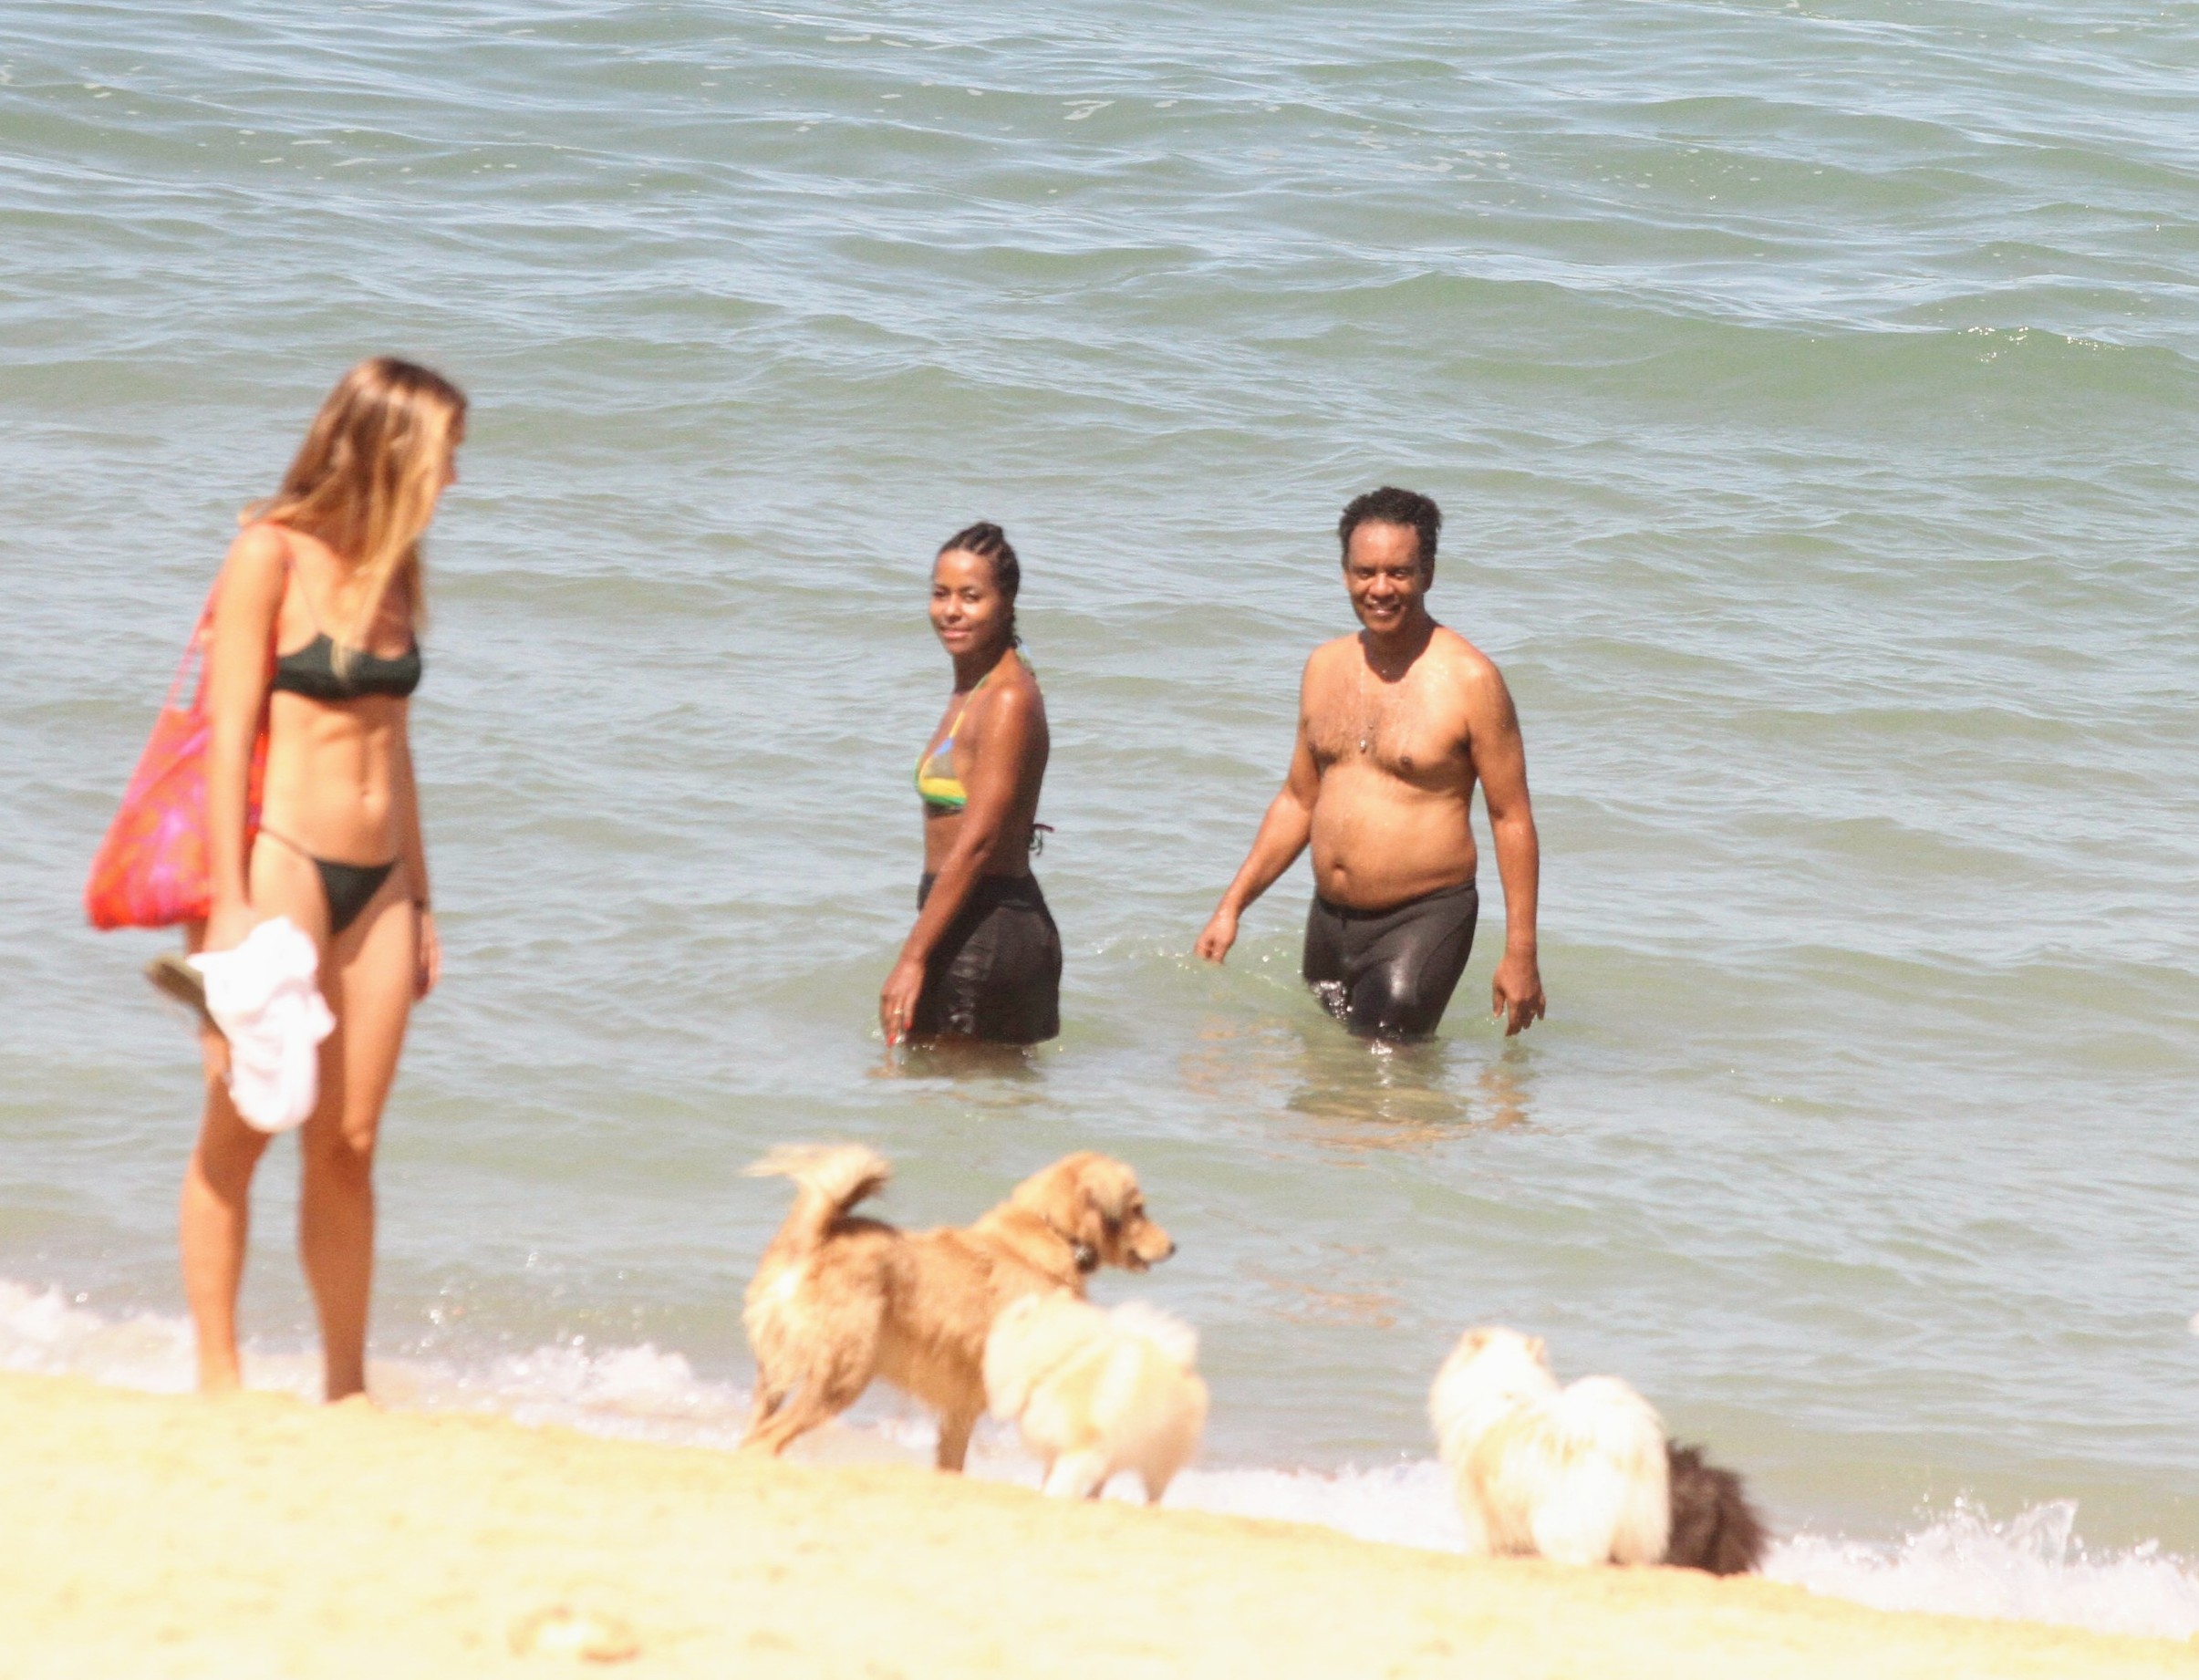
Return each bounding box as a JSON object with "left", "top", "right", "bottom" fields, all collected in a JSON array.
[{"left": 249, "top": 358, "right": 467, "bottom": 664}]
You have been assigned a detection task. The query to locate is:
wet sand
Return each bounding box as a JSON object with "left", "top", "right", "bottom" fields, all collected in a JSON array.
[{"left": 4, "top": 1371, "right": 2191, "bottom": 1678}]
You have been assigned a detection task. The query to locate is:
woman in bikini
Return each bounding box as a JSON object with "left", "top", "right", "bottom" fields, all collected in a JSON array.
[
  {"left": 182, "top": 357, "right": 464, "bottom": 1399},
  {"left": 880, "top": 523, "right": 1060, "bottom": 1048}
]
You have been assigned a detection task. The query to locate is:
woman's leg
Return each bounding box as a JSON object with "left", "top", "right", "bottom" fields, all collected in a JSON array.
[
  {"left": 298, "top": 883, "right": 415, "bottom": 1401},
  {"left": 177, "top": 845, "right": 327, "bottom": 1393},
  {"left": 179, "top": 1042, "right": 272, "bottom": 1391}
]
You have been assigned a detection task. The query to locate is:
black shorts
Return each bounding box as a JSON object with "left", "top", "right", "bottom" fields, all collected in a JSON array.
[
  {"left": 913, "top": 874, "right": 1063, "bottom": 1044},
  {"left": 1302, "top": 880, "right": 1478, "bottom": 1041}
]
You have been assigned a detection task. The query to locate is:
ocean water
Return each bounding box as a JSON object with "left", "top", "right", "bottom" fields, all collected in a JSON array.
[{"left": 5, "top": 0, "right": 2198, "bottom": 1639}]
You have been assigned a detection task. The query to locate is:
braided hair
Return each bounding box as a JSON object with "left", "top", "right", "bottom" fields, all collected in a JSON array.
[{"left": 939, "top": 521, "right": 1022, "bottom": 648}]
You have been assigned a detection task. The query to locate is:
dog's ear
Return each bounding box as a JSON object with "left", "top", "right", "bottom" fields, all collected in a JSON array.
[
  {"left": 1527, "top": 1335, "right": 1548, "bottom": 1364},
  {"left": 1074, "top": 1173, "right": 1119, "bottom": 1260},
  {"left": 1014, "top": 1155, "right": 1112, "bottom": 1262},
  {"left": 1462, "top": 1328, "right": 1491, "bottom": 1354},
  {"left": 1082, "top": 1157, "right": 1136, "bottom": 1224},
  {"left": 1077, "top": 1159, "right": 1146, "bottom": 1264}
]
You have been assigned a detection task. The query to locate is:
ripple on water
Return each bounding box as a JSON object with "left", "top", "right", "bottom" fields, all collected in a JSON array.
[{"left": 3, "top": 0, "right": 2198, "bottom": 1613}]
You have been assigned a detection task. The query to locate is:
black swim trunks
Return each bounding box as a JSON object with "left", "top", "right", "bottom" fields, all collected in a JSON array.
[
  {"left": 1302, "top": 880, "right": 1478, "bottom": 1041},
  {"left": 913, "top": 873, "right": 1063, "bottom": 1044}
]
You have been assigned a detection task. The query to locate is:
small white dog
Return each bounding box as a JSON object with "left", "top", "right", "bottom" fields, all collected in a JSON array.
[
  {"left": 1429, "top": 1327, "right": 1670, "bottom": 1567},
  {"left": 984, "top": 1291, "right": 1208, "bottom": 1502}
]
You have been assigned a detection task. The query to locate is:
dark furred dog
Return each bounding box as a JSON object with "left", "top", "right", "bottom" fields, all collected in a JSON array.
[
  {"left": 1665, "top": 1443, "right": 1767, "bottom": 1575},
  {"left": 741, "top": 1146, "right": 1175, "bottom": 1470}
]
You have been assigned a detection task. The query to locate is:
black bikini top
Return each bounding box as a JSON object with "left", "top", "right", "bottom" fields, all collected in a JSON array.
[{"left": 270, "top": 633, "right": 422, "bottom": 702}]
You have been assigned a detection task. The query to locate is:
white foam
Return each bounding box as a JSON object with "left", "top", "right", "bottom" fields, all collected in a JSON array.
[
  {"left": 1765, "top": 1499, "right": 2199, "bottom": 1640},
  {"left": 0, "top": 1279, "right": 198, "bottom": 1392},
  {"left": 399, "top": 1340, "right": 758, "bottom": 1447},
  {"left": 5, "top": 1281, "right": 2195, "bottom": 1640},
  {"left": 1157, "top": 1458, "right": 1469, "bottom": 1550}
]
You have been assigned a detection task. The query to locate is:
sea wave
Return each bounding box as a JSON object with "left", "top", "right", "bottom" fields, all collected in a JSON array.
[{"left": 6, "top": 1279, "right": 2194, "bottom": 1641}]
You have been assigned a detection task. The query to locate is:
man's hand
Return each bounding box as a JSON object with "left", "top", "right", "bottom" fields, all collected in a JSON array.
[
  {"left": 1491, "top": 949, "right": 1545, "bottom": 1036},
  {"left": 879, "top": 955, "right": 926, "bottom": 1045},
  {"left": 1194, "top": 906, "right": 1240, "bottom": 963}
]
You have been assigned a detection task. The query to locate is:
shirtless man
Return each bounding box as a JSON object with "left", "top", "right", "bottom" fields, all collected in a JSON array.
[{"left": 1196, "top": 487, "right": 1546, "bottom": 1039}]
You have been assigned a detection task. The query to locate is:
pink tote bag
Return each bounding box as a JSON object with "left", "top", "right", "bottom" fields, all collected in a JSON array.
[{"left": 84, "top": 587, "right": 267, "bottom": 930}]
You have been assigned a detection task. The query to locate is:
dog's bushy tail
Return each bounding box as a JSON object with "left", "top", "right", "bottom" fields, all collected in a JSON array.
[
  {"left": 1107, "top": 1301, "right": 1199, "bottom": 1370},
  {"left": 745, "top": 1145, "right": 890, "bottom": 1255},
  {"left": 1664, "top": 1443, "right": 1766, "bottom": 1575}
]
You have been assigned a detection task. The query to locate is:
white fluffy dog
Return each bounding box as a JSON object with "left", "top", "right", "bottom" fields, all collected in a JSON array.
[
  {"left": 1429, "top": 1327, "right": 1670, "bottom": 1567},
  {"left": 984, "top": 1291, "right": 1208, "bottom": 1502}
]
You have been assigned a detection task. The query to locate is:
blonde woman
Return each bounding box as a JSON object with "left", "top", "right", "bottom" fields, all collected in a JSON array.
[{"left": 182, "top": 358, "right": 465, "bottom": 1400}]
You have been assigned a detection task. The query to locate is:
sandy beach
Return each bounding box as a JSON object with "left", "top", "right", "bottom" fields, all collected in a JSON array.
[{"left": 3, "top": 1372, "right": 2191, "bottom": 1679}]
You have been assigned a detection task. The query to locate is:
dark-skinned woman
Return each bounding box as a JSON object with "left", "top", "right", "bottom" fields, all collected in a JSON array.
[{"left": 880, "top": 523, "right": 1060, "bottom": 1047}]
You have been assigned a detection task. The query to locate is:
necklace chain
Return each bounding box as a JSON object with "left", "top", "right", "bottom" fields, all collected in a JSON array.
[
  {"left": 1357, "top": 630, "right": 1424, "bottom": 755},
  {"left": 1345, "top": 638, "right": 1416, "bottom": 756},
  {"left": 1357, "top": 654, "right": 1375, "bottom": 755}
]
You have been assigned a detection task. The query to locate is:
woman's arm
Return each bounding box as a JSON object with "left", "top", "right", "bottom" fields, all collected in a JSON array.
[
  {"left": 202, "top": 524, "right": 288, "bottom": 951},
  {"left": 394, "top": 719, "right": 439, "bottom": 997},
  {"left": 879, "top": 678, "right": 1037, "bottom": 1043}
]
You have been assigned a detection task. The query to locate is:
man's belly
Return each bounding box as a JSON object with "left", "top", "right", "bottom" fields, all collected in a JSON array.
[{"left": 1308, "top": 774, "right": 1478, "bottom": 912}]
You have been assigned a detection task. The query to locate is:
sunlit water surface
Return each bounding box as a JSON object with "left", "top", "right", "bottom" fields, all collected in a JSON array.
[{"left": 4, "top": 0, "right": 2197, "bottom": 1636}]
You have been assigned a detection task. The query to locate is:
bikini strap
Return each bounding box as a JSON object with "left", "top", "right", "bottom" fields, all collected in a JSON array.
[
  {"left": 934, "top": 648, "right": 1028, "bottom": 752},
  {"left": 944, "top": 669, "right": 992, "bottom": 735}
]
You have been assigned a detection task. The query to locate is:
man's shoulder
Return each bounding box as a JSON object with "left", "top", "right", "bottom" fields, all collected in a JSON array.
[
  {"left": 1301, "top": 634, "right": 1363, "bottom": 681},
  {"left": 1425, "top": 624, "right": 1505, "bottom": 688},
  {"left": 1309, "top": 631, "right": 1363, "bottom": 663}
]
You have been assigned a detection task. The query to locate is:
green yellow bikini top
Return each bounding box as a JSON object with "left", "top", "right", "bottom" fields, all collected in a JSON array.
[{"left": 915, "top": 653, "right": 1030, "bottom": 814}]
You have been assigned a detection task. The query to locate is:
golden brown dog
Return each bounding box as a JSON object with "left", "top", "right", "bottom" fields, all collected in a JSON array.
[{"left": 740, "top": 1146, "right": 1175, "bottom": 1469}]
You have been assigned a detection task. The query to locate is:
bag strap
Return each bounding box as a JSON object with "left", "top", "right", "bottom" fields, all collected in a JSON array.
[
  {"left": 169, "top": 546, "right": 292, "bottom": 714},
  {"left": 163, "top": 584, "right": 223, "bottom": 715}
]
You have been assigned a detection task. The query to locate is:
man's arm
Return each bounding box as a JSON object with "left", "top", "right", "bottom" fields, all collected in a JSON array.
[
  {"left": 1196, "top": 659, "right": 1323, "bottom": 963},
  {"left": 1467, "top": 660, "right": 1545, "bottom": 1034}
]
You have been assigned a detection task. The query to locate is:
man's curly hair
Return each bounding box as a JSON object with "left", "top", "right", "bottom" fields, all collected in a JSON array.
[{"left": 1338, "top": 486, "right": 1441, "bottom": 573}]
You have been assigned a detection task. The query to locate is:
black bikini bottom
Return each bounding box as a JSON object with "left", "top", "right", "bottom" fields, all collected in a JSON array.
[
  {"left": 1302, "top": 880, "right": 1478, "bottom": 1041},
  {"left": 913, "top": 873, "right": 1063, "bottom": 1044},
  {"left": 315, "top": 857, "right": 397, "bottom": 936},
  {"left": 259, "top": 830, "right": 398, "bottom": 938}
]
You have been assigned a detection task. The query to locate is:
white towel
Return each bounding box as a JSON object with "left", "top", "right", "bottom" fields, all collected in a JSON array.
[{"left": 189, "top": 917, "right": 336, "bottom": 1134}]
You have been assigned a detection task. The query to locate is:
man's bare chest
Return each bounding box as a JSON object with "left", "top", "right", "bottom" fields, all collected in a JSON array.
[{"left": 1306, "top": 670, "right": 1472, "bottom": 790}]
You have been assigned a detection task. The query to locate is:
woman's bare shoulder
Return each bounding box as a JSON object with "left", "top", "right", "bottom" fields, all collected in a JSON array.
[
  {"left": 230, "top": 519, "right": 293, "bottom": 560},
  {"left": 220, "top": 522, "right": 295, "bottom": 601},
  {"left": 983, "top": 661, "right": 1043, "bottom": 719}
]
